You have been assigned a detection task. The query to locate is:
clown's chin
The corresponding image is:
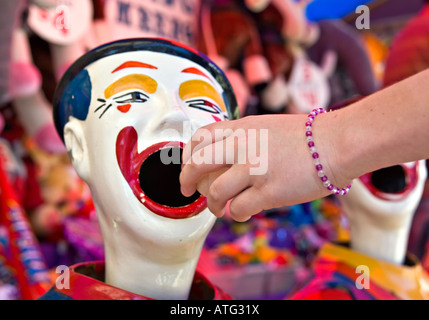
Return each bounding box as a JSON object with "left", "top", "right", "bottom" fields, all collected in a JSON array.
[{"left": 139, "top": 147, "right": 200, "bottom": 207}]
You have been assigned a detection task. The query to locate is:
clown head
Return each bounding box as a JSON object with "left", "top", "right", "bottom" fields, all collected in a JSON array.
[
  {"left": 53, "top": 38, "right": 238, "bottom": 298},
  {"left": 339, "top": 161, "right": 427, "bottom": 264},
  {"left": 330, "top": 101, "right": 427, "bottom": 265}
]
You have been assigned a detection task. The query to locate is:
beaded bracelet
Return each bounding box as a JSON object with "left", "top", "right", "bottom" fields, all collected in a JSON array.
[{"left": 305, "top": 108, "right": 352, "bottom": 195}]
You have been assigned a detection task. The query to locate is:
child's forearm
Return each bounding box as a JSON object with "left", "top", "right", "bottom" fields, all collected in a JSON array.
[{"left": 322, "top": 69, "right": 429, "bottom": 183}]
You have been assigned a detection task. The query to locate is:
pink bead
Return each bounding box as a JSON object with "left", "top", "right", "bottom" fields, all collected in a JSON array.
[
  {"left": 308, "top": 141, "right": 315, "bottom": 148},
  {"left": 312, "top": 153, "right": 319, "bottom": 159},
  {"left": 315, "top": 164, "right": 323, "bottom": 171},
  {"left": 306, "top": 131, "right": 312, "bottom": 137}
]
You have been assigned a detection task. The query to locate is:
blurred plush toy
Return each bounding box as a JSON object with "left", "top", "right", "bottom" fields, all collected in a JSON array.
[
  {"left": 3, "top": 0, "right": 66, "bottom": 154},
  {"left": 11, "top": 28, "right": 65, "bottom": 154},
  {"left": 24, "top": 141, "right": 94, "bottom": 240},
  {"left": 307, "top": 19, "right": 379, "bottom": 105},
  {"left": 26, "top": 0, "right": 92, "bottom": 80},
  {"left": 244, "top": 0, "right": 292, "bottom": 114},
  {"left": 249, "top": 0, "right": 378, "bottom": 114},
  {"left": 198, "top": 0, "right": 272, "bottom": 116},
  {"left": 246, "top": 0, "right": 331, "bottom": 115}
]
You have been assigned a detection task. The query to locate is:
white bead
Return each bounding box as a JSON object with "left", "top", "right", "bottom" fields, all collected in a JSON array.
[
  {"left": 313, "top": 158, "right": 321, "bottom": 165},
  {"left": 306, "top": 136, "right": 313, "bottom": 142},
  {"left": 317, "top": 170, "right": 325, "bottom": 177},
  {"left": 310, "top": 147, "right": 317, "bottom": 154},
  {"left": 323, "top": 180, "right": 330, "bottom": 187}
]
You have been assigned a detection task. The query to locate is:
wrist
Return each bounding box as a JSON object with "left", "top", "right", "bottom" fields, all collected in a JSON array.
[{"left": 306, "top": 109, "right": 353, "bottom": 194}]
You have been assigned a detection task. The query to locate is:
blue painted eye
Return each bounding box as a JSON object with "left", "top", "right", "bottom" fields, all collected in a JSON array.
[
  {"left": 114, "top": 91, "right": 149, "bottom": 103},
  {"left": 187, "top": 99, "right": 222, "bottom": 114}
]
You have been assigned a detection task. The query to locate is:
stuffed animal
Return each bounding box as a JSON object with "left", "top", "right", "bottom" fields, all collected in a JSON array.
[
  {"left": 24, "top": 141, "right": 94, "bottom": 240},
  {"left": 307, "top": 19, "right": 379, "bottom": 105},
  {"left": 6, "top": 1, "right": 65, "bottom": 154},
  {"left": 198, "top": 0, "right": 272, "bottom": 116},
  {"left": 247, "top": 0, "right": 330, "bottom": 115}
]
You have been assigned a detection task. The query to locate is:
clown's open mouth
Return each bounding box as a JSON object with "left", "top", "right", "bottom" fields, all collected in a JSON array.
[
  {"left": 359, "top": 163, "right": 419, "bottom": 201},
  {"left": 139, "top": 147, "right": 200, "bottom": 206},
  {"left": 116, "top": 126, "right": 207, "bottom": 219},
  {"left": 371, "top": 166, "right": 407, "bottom": 194}
]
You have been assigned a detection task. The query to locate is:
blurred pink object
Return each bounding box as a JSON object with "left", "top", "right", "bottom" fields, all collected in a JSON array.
[
  {"left": 34, "top": 123, "right": 66, "bottom": 154},
  {"left": 55, "top": 62, "right": 72, "bottom": 81},
  {"left": 9, "top": 62, "right": 42, "bottom": 98},
  {"left": 0, "top": 114, "right": 4, "bottom": 133}
]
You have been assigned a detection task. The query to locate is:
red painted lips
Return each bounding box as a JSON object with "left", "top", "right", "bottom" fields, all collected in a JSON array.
[
  {"left": 116, "top": 126, "right": 207, "bottom": 219},
  {"left": 359, "top": 163, "right": 419, "bottom": 201}
]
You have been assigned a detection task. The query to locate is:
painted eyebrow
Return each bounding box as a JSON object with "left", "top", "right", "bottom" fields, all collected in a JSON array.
[
  {"left": 181, "top": 67, "right": 213, "bottom": 83},
  {"left": 112, "top": 61, "right": 158, "bottom": 73},
  {"left": 179, "top": 80, "right": 226, "bottom": 112},
  {"left": 104, "top": 74, "right": 158, "bottom": 99}
]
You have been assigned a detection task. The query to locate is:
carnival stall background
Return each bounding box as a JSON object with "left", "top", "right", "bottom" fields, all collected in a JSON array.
[{"left": 0, "top": 0, "right": 428, "bottom": 300}]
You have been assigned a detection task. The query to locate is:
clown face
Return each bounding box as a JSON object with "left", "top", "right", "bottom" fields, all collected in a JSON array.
[
  {"left": 62, "top": 47, "right": 233, "bottom": 248},
  {"left": 339, "top": 161, "right": 427, "bottom": 228}
]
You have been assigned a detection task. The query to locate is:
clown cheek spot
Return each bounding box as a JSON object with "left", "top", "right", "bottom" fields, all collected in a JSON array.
[
  {"left": 117, "top": 104, "right": 131, "bottom": 113},
  {"left": 212, "top": 115, "right": 222, "bottom": 122}
]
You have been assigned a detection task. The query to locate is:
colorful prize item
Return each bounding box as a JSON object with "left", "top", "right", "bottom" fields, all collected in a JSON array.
[
  {"left": 27, "top": 0, "right": 93, "bottom": 46},
  {"left": 214, "top": 223, "right": 294, "bottom": 267},
  {"left": 63, "top": 216, "right": 104, "bottom": 262},
  {"left": 0, "top": 145, "right": 51, "bottom": 300},
  {"left": 288, "top": 60, "right": 330, "bottom": 113}
]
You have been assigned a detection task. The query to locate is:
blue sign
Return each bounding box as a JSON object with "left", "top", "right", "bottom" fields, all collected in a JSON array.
[{"left": 305, "top": 0, "right": 374, "bottom": 21}]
